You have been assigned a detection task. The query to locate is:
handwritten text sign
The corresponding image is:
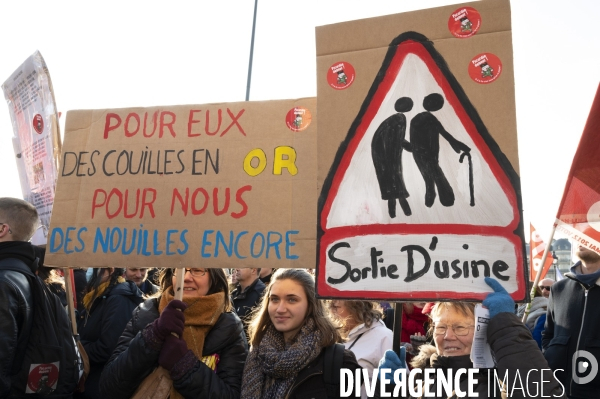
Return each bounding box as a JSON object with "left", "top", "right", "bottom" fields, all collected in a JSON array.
[
  {"left": 45, "top": 99, "right": 317, "bottom": 269},
  {"left": 315, "top": 0, "right": 528, "bottom": 301}
]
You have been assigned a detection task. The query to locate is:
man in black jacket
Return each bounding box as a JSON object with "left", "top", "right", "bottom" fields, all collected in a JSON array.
[
  {"left": 0, "top": 197, "right": 41, "bottom": 397},
  {"left": 231, "top": 268, "right": 266, "bottom": 328},
  {"left": 543, "top": 245, "right": 600, "bottom": 398}
]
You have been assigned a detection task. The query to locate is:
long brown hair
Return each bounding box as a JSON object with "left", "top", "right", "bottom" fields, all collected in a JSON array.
[
  {"left": 157, "top": 267, "right": 233, "bottom": 312},
  {"left": 330, "top": 300, "right": 383, "bottom": 330},
  {"left": 247, "top": 268, "right": 342, "bottom": 347}
]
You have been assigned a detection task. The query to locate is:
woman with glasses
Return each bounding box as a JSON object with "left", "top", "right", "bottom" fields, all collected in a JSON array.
[
  {"left": 377, "top": 278, "right": 563, "bottom": 398},
  {"left": 99, "top": 267, "right": 247, "bottom": 399}
]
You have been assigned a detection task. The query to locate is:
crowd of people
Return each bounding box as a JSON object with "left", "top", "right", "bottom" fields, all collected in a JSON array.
[{"left": 0, "top": 196, "right": 597, "bottom": 398}]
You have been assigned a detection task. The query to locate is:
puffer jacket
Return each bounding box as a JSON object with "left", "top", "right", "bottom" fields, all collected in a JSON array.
[
  {"left": 377, "top": 313, "right": 564, "bottom": 398},
  {"left": 0, "top": 242, "right": 37, "bottom": 398},
  {"left": 76, "top": 281, "right": 144, "bottom": 398},
  {"left": 524, "top": 296, "right": 548, "bottom": 330},
  {"left": 99, "top": 297, "right": 247, "bottom": 399}
]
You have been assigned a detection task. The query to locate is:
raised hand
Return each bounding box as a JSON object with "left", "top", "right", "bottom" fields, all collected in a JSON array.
[{"left": 483, "top": 277, "right": 515, "bottom": 319}]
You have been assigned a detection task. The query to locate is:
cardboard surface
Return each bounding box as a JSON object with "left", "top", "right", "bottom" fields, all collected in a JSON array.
[
  {"left": 45, "top": 99, "right": 317, "bottom": 269},
  {"left": 2, "top": 51, "right": 61, "bottom": 244},
  {"left": 316, "top": 0, "right": 527, "bottom": 301}
]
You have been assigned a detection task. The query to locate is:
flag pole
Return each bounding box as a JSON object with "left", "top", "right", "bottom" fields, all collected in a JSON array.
[
  {"left": 522, "top": 224, "right": 556, "bottom": 324},
  {"left": 392, "top": 303, "right": 403, "bottom": 354},
  {"left": 63, "top": 268, "right": 78, "bottom": 335},
  {"left": 174, "top": 267, "right": 185, "bottom": 301},
  {"left": 245, "top": 0, "right": 258, "bottom": 101}
]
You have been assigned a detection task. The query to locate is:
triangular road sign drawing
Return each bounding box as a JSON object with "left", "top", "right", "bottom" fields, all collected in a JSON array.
[{"left": 317, "top": 32, "right": 527, "bottom": 301}]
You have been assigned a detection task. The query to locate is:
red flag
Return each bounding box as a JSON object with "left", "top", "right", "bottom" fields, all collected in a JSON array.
[
  {"left": 529, "top": 223, "right": 553, "bottom": 281},
  {"left": 555, "top": 84, "right": 600, "bottom": 254}
]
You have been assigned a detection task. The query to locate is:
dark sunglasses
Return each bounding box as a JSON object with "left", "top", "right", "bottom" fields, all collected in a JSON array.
[{"left": 540, "top": 286, "right": 552, "bottom": 291}]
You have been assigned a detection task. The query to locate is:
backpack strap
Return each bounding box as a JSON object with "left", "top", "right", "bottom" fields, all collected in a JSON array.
[{"left": 323, "top": 343, "right": 345, "bottom": 398}]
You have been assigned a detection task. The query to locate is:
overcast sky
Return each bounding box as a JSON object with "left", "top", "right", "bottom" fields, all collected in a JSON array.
[{"left": 1, "top": 0, "right": 599, "bottom": 244}]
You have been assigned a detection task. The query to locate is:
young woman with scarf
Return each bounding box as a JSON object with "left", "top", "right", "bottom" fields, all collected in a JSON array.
[
  {"left": 75, "top": 267, "right": 144, "bottom": 399},
  {"left": 99, "top": 267, "right": 247, "bottom": 399},
  {"left": 241, "top": 268, "right": 361, "bottom": 399}
]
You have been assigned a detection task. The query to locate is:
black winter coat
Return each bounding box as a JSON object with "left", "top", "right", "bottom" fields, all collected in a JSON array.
[
  {"left": 232, "top": 278, "right": 266, "bottom": 321},
  {"left": 286, "top": 347, "right": 360, "bottom": 399},
  {"left": 0, "top": 242, "right": 37, "bottom": 398},
  {"left": 543, "top": 269, "right": 600, "bottom": 398},
  {"left": 376, "top": 313, "right": 564, "bottom": 398},
  {"left": 99, "top": 297, "right": 248, "bottom": 399},
  {"left": 76, "top": 281, "right": 143, "bottom": 399}
]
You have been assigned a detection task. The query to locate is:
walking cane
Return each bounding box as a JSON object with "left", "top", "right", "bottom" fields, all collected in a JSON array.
[{"left": 459, "top": 151, "right": 475, "bottom": 207}]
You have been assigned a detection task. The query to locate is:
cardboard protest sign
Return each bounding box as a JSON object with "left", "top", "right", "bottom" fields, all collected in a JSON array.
[
  {"left": 45, "top": 99, "right": 316, "bottom": 269},
  {"left": 554, "top": 84, "right": 600, "bottom": 253},
  {"left": 316, "top": 0, "right": 527, "bottom": 301},
  {"left": 2, "top": 51, "right": 62, "bottom": 244}
]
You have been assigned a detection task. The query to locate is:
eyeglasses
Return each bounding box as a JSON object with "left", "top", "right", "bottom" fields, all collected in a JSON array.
[
  {"left": 433, "top": 323, "right": 474, "bottom": 336},
  {"left": 539, "top": 286, "right": 552, "bottom": 291},
  {"left": 173, "top": 268, "right": 207, "bottom": 277}
]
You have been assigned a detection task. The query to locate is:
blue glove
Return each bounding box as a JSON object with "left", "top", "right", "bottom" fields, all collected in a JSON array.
[
  {"left": 483, "top": 277, "right": 515, "bottom": 319},
  {"left": 378, "top": 347, "right": 406, "bottom": 381}
]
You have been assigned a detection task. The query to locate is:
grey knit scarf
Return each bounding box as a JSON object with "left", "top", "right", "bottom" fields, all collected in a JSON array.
[{"left": 241, "top": 318, "right": 322, "bottom": 399}]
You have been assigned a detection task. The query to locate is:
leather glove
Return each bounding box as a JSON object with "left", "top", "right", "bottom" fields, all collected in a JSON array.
[
  {"left": 483, "top": 277, "right": 515, "bottom": 319},
  {"left": 152, "top": 299, "right": 187, "bottom": 340},
  {"left": 378, "top": 347, "right": 407, "bottom": 381},
  {"left": 159, "top": 335, "right": 190, "bottom": 371}
]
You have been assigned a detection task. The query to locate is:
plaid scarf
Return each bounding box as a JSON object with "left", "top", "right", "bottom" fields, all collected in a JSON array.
[{"left": 241, "top": 318, "right": 322, "bottom": 399}]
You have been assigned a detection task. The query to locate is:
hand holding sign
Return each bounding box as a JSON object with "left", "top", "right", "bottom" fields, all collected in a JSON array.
[
  {"left": 153, "top": 299, "right": 188, "bottom": 340},
  {"left": 482, "top": 277, "right": 515, "bottom": 319},
  {"left": 378, "top": 347, "right": 407, "bottom": 381}
]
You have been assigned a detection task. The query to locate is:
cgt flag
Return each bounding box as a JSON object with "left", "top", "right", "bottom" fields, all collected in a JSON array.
[
  {"left": 555, "top": 84, "right": 600, "bottom": 254},
  {"left": 529, "top": 223, "right": 553, "bottom": 282}
]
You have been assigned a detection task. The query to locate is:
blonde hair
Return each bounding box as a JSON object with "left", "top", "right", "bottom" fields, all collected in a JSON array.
[
  {"left": 428, "top": 302, "right": 476, "bottom": 336},
  {"left": 247, "top": 268, "right": 342, "bottom": 347}
]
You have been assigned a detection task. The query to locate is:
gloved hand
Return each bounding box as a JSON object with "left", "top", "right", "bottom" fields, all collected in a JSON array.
[
  {"left": 159, "top": 335, "right": 190, "bottom": 371},
  {"left": 152, "top": 299, "right": 187, "bottom": 340},
  {"left": 378, "top": 347, "right": 407, "bottom": 381},
  {"left": 483, "top": 277, "right": 515, "bottom": 319}
]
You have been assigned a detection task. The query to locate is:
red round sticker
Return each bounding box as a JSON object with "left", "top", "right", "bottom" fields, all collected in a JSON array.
[
  {"left": 27, "top": 363, "right": 59, "bottom": 394},
  {"left": 448, "top": 7, "right": 481, "bottom": 39},
  {"left": 285, "top": 107, "right": 312, "bottom": 132},
  {"left": 326, "top": 61, "right": 355, "bottom": 90},
  {"left": 468, "top": 53, "right": 502, "bottom": 84},
  {"left": 33, "top": 114, "right": 44, "bottom": 134}
]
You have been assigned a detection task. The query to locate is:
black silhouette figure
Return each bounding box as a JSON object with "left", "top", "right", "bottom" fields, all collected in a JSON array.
[
  {"left": 371, "top": 97, "right": 414, "bottom": 218},
  {"left": 407, "top": 93, "right": 470, "bottom": 208}
]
